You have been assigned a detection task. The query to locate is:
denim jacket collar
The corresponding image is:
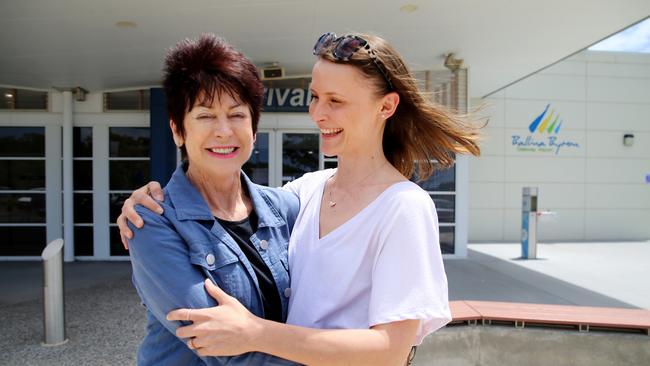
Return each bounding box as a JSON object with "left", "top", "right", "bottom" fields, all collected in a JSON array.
[{"left": 165, "top": 163, "right": 285, "bottom": 228}]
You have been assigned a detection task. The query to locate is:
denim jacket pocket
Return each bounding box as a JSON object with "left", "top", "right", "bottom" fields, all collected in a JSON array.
[
  {"left": 187, "top": 241, "right": 248, "bottom": 303},
  {"left": 188, "top": 241, "right": 238, "bottom": 270}
]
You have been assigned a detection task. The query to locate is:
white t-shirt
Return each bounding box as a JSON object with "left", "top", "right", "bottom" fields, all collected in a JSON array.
[{"left": 283, "top": 169, "right": 451, "bottom": 345}]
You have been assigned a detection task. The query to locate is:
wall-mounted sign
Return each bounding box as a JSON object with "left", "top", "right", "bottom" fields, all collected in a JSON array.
[
  {"left": 262, "top": 88, "right": 311, "bottom": 112},
  {"left": 511, "top": 104, "right": 580, "bottom": 155}
]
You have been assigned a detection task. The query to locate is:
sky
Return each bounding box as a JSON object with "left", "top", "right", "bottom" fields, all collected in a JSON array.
[{"left": 589, "top": 17, "right": 650, "bottom": 53}]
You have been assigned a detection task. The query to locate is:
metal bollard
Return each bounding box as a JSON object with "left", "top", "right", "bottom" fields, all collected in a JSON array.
[
  {"left": 521, "top": 187, "right": 538, "bottom": 259},
  {"left": 42, "top": 239, "right": 68, "bottom": 346}
]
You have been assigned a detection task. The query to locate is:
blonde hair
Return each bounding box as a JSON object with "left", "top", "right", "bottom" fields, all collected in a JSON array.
[{"left": 318, "top": 33, "right": 481, "bottom": 180}]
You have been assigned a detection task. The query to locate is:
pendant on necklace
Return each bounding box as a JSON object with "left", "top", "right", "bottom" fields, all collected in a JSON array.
[{"left": 328, "top": 200, "right": 336, "bottom": 207}]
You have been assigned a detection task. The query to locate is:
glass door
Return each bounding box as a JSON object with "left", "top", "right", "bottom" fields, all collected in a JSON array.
[
  {"left": 243, "top": 132, "right": 271, "bottom": 186},
  {"left": 0, "top": 127, "right": 46, "bottom": 257},
  {"left": 277, "top": 131, "right": 320, "bottom": 186},
  {"left": 243, "top": 130, "right": 321, "bottom": 188},
  {"left": 108, "top": 127, "right": 151, "bottom": 257}
]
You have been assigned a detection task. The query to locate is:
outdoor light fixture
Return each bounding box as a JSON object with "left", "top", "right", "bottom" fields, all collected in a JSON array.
[
  {"left": 444, "top": 53, "right": 464, "bottom": 73},
  {"left": 260, "top": 62, "right": 284, "bottom": 80},
  {"left": 53, "top": 87, "right": 88, "bottom": 101},
  {"left": 623, "top": 133, "right": 634, "bottom": 147},
  {"left": 74, "top": 87, "right": 88, "bottom": 102},
  {"left": 4, "top": 92, "right": 14, "bottom": 98}
]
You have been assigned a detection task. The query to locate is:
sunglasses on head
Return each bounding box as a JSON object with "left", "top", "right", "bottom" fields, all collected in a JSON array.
[{"left": 313, "top": 32, "right": 394, "bottom": 91}]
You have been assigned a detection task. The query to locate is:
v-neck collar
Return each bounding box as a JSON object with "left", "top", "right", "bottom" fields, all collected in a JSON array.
[{"left": 315, "top": 171, "right": 412, "bottom": 241}]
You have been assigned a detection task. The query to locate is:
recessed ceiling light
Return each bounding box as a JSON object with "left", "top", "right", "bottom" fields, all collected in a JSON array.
[
  {"left": 115, "top": 21, "right": 137, "bottom": 29},
  {"left": 400, "top": 4, "right": 418, "bottom": 13}
]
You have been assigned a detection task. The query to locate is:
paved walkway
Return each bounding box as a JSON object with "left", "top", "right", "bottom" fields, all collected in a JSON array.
[
  {"left": 468, "top": 241, "right": 650, "bottom": 309},
  {"left": 1, "top": 241, "right": 647, "bottom": 365},
  {"left": 0, "top": 264, "right": 141, "bottom": 366}
]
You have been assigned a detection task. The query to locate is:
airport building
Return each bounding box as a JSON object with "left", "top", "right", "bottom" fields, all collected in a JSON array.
[{"left": 1, "top": 2, "right": 648, "bottom": 261}]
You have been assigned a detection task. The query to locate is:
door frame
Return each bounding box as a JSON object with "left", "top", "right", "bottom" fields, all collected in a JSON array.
[{"left": 273, "top": 129, "right": 322, "bottom": 187}]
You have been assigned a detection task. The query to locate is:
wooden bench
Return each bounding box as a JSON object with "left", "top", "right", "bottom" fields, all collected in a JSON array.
[{"left": 449, "top": 300, "right": 650, "bottom": 335}]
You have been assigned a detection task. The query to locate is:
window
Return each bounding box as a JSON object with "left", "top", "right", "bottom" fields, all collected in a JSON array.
[
  {"left": 281, "top": 133, "right": 319, "bottom": 185},
  {"left": 108, "top": 127, "right": 150, "bottom": 256},
  {"left": 59, "top": 127, "right": 94, "bottom": 256},
  {"left": 414, "top": 163, "right": 456, "bottom": 254},
  {"left": 73, "top": 127, "right": 93, "bottom": 256},
  {"left": 243, "top": 133, "right": 270, "bottom": 186},
  {"left": 0, "top": 127, "right": 46, "bottom": 255},
  {"left": 104, "top": 90, "right": 150, "bottom": 111},
  {"left": 0, "top": 88, "right": 48, "bottom": 110}
]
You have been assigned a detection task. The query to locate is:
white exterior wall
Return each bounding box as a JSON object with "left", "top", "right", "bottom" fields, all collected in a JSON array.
[{"left": 470, "top": 51, "right": 650, "bottom": 242}]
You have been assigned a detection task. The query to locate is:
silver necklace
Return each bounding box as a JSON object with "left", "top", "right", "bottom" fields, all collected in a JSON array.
[
  {"left": 328, "top": 184, "right": 337, "bottom": 207},
  {"left": 327, "top": 161, "right": 387, "bottom": 208}
]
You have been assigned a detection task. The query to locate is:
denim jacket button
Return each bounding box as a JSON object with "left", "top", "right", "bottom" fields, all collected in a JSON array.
[
  {"left": 284, "top": 287, "right": 291, "bottom": 298},
  {"left": 259, "top": 240, "right": 269, "bottom": 250},
  {"left": 206, "top": 253, "right": 215, "bottom": 266}
]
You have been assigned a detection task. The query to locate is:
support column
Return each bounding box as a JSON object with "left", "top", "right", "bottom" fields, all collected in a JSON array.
[
  {"left": 93, "top": 125, "right": 110, "bottom": 259},
  {"left": 45, "top": 124, "right": 62, "bottom": 245},
  {"left": 62, "top": 91, "right": 74, "bottom": 262}
]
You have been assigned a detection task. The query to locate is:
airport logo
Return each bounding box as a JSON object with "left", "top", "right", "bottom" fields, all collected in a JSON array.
[
  {"left": 528, "top": 103, "right": 562, "bottom": 134},
  {"left": 511, "top": 104, "right": 580, "bottom": 155}
]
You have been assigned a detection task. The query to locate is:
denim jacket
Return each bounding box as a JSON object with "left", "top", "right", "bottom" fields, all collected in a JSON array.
[{"left": 128, "top": 164, "right": 300, "bottom": 365}]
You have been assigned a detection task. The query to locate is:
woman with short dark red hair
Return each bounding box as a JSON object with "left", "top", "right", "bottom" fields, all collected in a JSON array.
[{"left": 124, "top": 34, "right": 299, "bottom": 365}]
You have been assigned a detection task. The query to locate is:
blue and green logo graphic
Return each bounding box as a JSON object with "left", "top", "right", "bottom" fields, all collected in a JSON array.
[
  {"left": 528, "top": 104, "right": 562, "bottom": 134},
  {"left": 511, "top": 104, "right": 580, "bottom": 155}
]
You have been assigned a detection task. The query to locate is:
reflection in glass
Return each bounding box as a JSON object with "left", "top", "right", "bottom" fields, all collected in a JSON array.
[
  {"left": 73, "top": 193, "right": 93, "bottom": 223},
  {"left": 109, "top": 193, "right": 131, "bottom": 222},
  {"left": 0, "top": 193, "right": 46, "bottom": 223},
  {"left": 109, "top": 161, "right": 150, "bottom": 190},
  {"left": 73, "top": 160, "right": 93, "bottom": 190},
  {"left": 0, "top": 227, "right": 46, "bottom": 256},
  {"left": 110, "top": 227, "right": 129, "bottom": 256},
  {"left": 105, "top": 90, "right": 150, "bottom": 111},
  {"left": 14, "top": 89, "right": 48, "bottom": 110},
  {"left": 0, "top": 127, "right": 45, "bottom": 157},
  {"left": 73, "top": 127, "right": 93, "bottom": 157},
  {"left": 430, "top": 195, "right": 455, "bottom": 224},
  {"left": 0, "top": 88, "right": 48, "bottom": 110},
  {"left": 439, "top": 226, "right": 455, "bottom": 254},
  {"left": 0, "top": 160, "right": 45, "bottom": 190},
  {"left": 282, "top": 133, "right": 319, "bottom": 185},
  {"left": 417, "top": 165, "right": 455, "bottom": 192},
  {"left": 242, "top": 133, "right": 269, "bottom": 186},
  {"left": 109, "top": 127, "right": 150, "bottom": 157},
  {"left": 74, "top": 226, "right": 94, "bottom": 256}
]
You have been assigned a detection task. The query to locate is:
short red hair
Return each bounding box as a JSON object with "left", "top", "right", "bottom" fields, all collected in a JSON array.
[{"left": 162, "top": 34, "right": 264, "bottom": 159}]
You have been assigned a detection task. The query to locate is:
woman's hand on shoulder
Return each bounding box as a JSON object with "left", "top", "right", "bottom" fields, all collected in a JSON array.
[{"left": 117, "top": 181, "right": 165, "bottom": 249}]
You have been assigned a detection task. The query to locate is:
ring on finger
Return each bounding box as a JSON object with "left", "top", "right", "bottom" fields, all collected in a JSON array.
[{"left": 186, "top": 308, "right": 192, "bottom": 321}]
